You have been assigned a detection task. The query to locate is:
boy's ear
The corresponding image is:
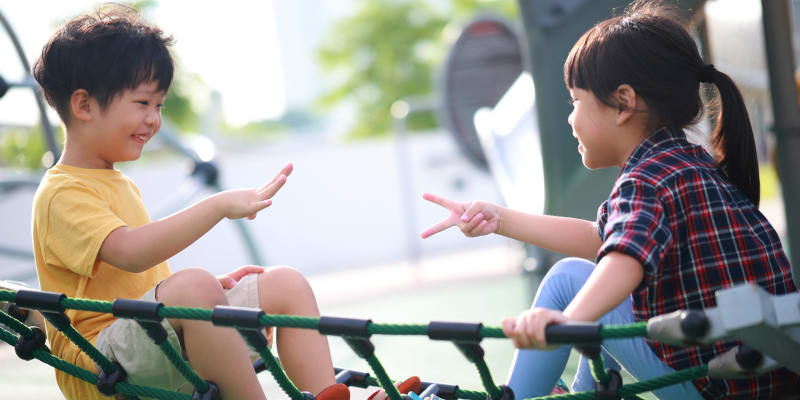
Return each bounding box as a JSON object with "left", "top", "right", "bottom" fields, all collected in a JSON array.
[
  {"left": 613, "top": 84, "right": 638, "bottom": 125},
  {"left": 70, "top": 89, "right": 94, "bottom": 122}
]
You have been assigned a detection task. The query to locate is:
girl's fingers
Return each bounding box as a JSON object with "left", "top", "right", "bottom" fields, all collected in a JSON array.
[
  {"left": 421, "top": 217, "right": 456, "bottom": 239},
  {"left": 461, "top": 202, "right": 485, "bottom": 222},
  {"left": 422, "top": 193, "right": 460, "bottom": 211},
  {"left": 468, "top": 219, "right": 488, "bottom": 236},
  {"left": 461, "top": 213, "right": 484, "bottom": 233}
]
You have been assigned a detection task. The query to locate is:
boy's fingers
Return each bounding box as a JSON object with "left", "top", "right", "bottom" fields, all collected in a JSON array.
[
  {"left": 422, "top": 193, "right": 459, "bottom": 211},
  {"left": 420, "top": 218, "right": 456, "bottom": 239},
  {"left": 259, "top": 175, "right": 287, "bottom": 198}
]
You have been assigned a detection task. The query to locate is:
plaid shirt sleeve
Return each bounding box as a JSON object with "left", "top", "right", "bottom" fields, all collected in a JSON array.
[{"left": 597, "top": 177, "right": 672, "bottom": 285}]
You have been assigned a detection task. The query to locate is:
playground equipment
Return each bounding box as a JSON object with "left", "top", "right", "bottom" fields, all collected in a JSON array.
[{"left": 1, "top": 281, "right": 799, "bottom": 399}]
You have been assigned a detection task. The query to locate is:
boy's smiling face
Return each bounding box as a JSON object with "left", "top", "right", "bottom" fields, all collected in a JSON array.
[{"left": 88, "top": 81, "right": 165, "bottom": 168}]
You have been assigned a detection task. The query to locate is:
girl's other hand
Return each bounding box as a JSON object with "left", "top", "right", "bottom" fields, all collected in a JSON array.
[
  {"left": 501, "top": 308, "right": 569, "bottom": 349},
  {"left": 420, "top": 193, "right": 499, "bottom": 239}
]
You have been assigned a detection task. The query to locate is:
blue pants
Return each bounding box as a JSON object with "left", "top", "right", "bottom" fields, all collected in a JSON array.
[{"left": 506, "top": 258, "right": 703, "bottom": 399}]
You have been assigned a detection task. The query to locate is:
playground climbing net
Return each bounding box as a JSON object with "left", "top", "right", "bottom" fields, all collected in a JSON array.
[{"left": 1, "top": 283, "right": 798, "bottom": 400}]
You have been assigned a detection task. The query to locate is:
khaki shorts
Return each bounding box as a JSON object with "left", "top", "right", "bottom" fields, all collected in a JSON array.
[{"left": 95, "top": 273, "right": 261, "bottom": 395}]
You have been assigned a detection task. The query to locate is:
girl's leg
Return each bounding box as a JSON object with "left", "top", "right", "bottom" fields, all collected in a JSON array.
[
  {"left": 256, "top": 266, "right": 336, "bottom": 395},
  {"left": 507, "top": 258, "right": 600, "bottom": 396},
  {"left": 156, "top": 268, "right": 266, "bottom": 400},
  {"left": 506, "top": 258, "right": 703, "bottom": 399}
]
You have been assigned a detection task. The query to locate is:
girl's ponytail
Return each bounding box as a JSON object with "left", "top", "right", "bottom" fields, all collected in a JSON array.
[{"left": 707, "top": 67, "right": 761, "bottom": 206}]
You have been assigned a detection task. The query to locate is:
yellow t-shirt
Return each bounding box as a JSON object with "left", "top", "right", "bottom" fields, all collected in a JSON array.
[{"left": 31, "top": 164, "right": 171, "bottom": 400}]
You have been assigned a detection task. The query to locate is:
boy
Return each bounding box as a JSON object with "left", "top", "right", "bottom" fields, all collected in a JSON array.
[{"left": 30, "top": 6, "right": 348, "bottom": 400}]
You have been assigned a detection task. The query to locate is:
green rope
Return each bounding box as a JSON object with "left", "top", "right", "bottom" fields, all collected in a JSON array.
[
  {"left": 259, "top": 314, "right": 318, "bottom": 330},
  {"left": 600, "top": 322, "right": 648, "bottom": 340},
  {"left": 2, "top": 287, "right": 705, "bottom": 400},
  {"left": 365, "top": 353, "right": 403, "bottom": 400},
  {"left": 527, "top": 365, "right": 708, "bottom": 399},
  {"left": 617, "top": 365, "right": 707, "bottom": 397},
  {"left": 0, "top": 309, "right": 37, "bottom": 339},
  {"left": 1, "top": 289, "right": 653, "bottom": 342},
  {"left": 0, "top": 289, "right": 14, "bottom": 302},
  {"left": 473, "top": 357, "right": 503, "bottom": 399},
  {"left": 56, "top": 324, "right": 117, "bottom": 373},
  {"left": 155, "top": 340, "right": 210, "bottom": 393},
  {"left": 158, "top": 305, "right": 213, "bottom": 321},
  {"left": 368, "top": 323, "right": 428, "bottom": 336},
  {"left": 61, "top": 297, "right": 113, "bottom": 314},
  {"left": 0, "top": 325, "right": 190, "bottom": 400},
  {"left": 588, "top": 356, "right": 610, "bottom": 385},
  {"left": 253, "top": 338, "right": 305, "bottom": 400}
]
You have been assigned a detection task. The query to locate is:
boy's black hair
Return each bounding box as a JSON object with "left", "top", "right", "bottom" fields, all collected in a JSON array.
[
  {"left": 33, "top": 5, "right": 174, "bottom": 125},
  {"left": 564, "top": 0, "right": 760, "bottom": 206}
]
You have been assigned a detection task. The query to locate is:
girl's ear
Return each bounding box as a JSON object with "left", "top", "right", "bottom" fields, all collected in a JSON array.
[
  {"left": 613, "top": 84, "right": 638, "bottom": 125},
  {"left": 70, "top": 89, "right": 94, "bottom": 122}
]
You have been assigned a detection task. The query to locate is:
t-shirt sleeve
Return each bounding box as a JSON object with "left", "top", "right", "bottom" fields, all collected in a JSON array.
[
  {"left": 596, "top": 178, "right": 671, "bottom": 284},
  {"left": 44, "top": 185, "right": 127, "bottom": 277}
]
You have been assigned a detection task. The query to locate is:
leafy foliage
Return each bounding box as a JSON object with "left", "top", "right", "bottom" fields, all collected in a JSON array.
[{"left": 316, "top": 0, "right": 517, "bottom": 138}]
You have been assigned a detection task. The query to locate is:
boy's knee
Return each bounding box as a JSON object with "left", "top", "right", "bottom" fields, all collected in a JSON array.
[
  {"left": 157, "top": 268, "right": 226, "bottom": 307},
  {"left": 258, "top": 265, "right": 310, "bottom": 292}
]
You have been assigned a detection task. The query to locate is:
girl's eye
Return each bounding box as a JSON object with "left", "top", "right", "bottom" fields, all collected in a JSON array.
[
  {"left": 567, "top": 98, "right": 576, "bottom": 105},
  {"left": 156, "top": 104, "right": 163, "bottom": 109},
  {"left": 136, "top": 101, "right": 148, "bottom": 106}
]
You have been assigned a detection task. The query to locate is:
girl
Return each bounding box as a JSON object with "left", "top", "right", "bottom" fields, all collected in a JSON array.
[{"left": 420, "top": 1, "right": 798, "bottom": 398}]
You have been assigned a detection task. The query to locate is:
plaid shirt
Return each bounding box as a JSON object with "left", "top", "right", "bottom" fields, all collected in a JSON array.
[{"left": 596, "top": 128, "right": 798, "bottom": 399}]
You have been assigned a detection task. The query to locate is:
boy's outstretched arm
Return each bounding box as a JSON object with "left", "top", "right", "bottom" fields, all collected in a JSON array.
[
  {"left": 421, "top": 193, "right": 602, "bottom": 260},
  {"left": 99, "top": 163, "right": 293, "bottom": 273}
]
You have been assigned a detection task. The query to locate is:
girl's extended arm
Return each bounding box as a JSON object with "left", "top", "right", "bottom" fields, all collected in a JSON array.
[
  {"left": 99, "top": 163, "right": 291, "bottom": 273},
  {"left": 421, "top": 193, "right": 602, "bottom": 259},
  {"left": 496, "top": 207, "right": 602, "bottom": 260}
]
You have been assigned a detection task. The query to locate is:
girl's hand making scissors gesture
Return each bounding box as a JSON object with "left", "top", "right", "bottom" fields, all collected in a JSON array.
[{"left": 419, "top": 193, "right": 500, "bottom": 239}]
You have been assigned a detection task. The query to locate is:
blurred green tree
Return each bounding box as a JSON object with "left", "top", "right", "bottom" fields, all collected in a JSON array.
[{"left": 316, "top": 0, "right": 517, "bottom": 139}]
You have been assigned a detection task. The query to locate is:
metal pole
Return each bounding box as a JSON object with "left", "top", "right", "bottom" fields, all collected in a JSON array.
[
  {"left": 760, "top": 0, "right": 800, "bottom": 286},
  {"left": 0, "top": 9, "right": 61, "bottom": 165}
]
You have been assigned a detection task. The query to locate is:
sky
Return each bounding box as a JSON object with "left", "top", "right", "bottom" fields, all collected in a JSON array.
[{"left": 0, "top": 0, "right": 286, "bottom": 127}]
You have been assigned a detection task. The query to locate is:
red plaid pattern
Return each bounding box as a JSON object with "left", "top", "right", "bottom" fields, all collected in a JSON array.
[{"left": 596, "top": 128, "right": 799, "bottom": 399}]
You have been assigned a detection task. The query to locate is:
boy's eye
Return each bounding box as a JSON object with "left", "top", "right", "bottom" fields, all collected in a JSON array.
[{"left": 567, "top": 98, "right": 576, "bottom": 105}]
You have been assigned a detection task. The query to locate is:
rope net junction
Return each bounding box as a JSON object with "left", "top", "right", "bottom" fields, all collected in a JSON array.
[{"left": 0, "top": 286, "right": 791, "bottom": 400}]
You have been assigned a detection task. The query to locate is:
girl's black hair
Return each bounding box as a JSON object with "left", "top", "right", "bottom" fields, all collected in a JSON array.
[
  {"left": 564, "top": 0, "right": 760, "bottom": 205},
  {"left": 33, "top": 5, "right": 174, "bottom": 125}
]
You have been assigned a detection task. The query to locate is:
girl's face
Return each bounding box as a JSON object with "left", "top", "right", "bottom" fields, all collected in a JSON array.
[{"left": 567, "top": 88, "right": 622, "bottom": 169}]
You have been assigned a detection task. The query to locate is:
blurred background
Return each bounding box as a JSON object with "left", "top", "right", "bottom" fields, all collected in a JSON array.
[{"left": 1, "top": 0, "right": 798, "bottom": 398}]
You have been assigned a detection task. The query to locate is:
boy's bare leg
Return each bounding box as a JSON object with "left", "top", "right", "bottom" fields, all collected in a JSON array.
[
  {"left": 257, "top": 266, "right": 336, "bottom": 395},
  {"left": 157, "top": 268, "right": 267, "bottom": 400}
]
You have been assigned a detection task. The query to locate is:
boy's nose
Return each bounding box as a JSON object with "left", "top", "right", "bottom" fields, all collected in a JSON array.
[{"left": 145, "top": 111, "right": 160, "bottom": 126}]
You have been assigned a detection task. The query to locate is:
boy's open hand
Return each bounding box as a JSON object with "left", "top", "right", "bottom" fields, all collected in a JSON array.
[
  {"left": 221, "top": 163, "right": 293, "bottom": 220},
  {"left": 420, "top": 193, "right": 499, "bottom": 239}
]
